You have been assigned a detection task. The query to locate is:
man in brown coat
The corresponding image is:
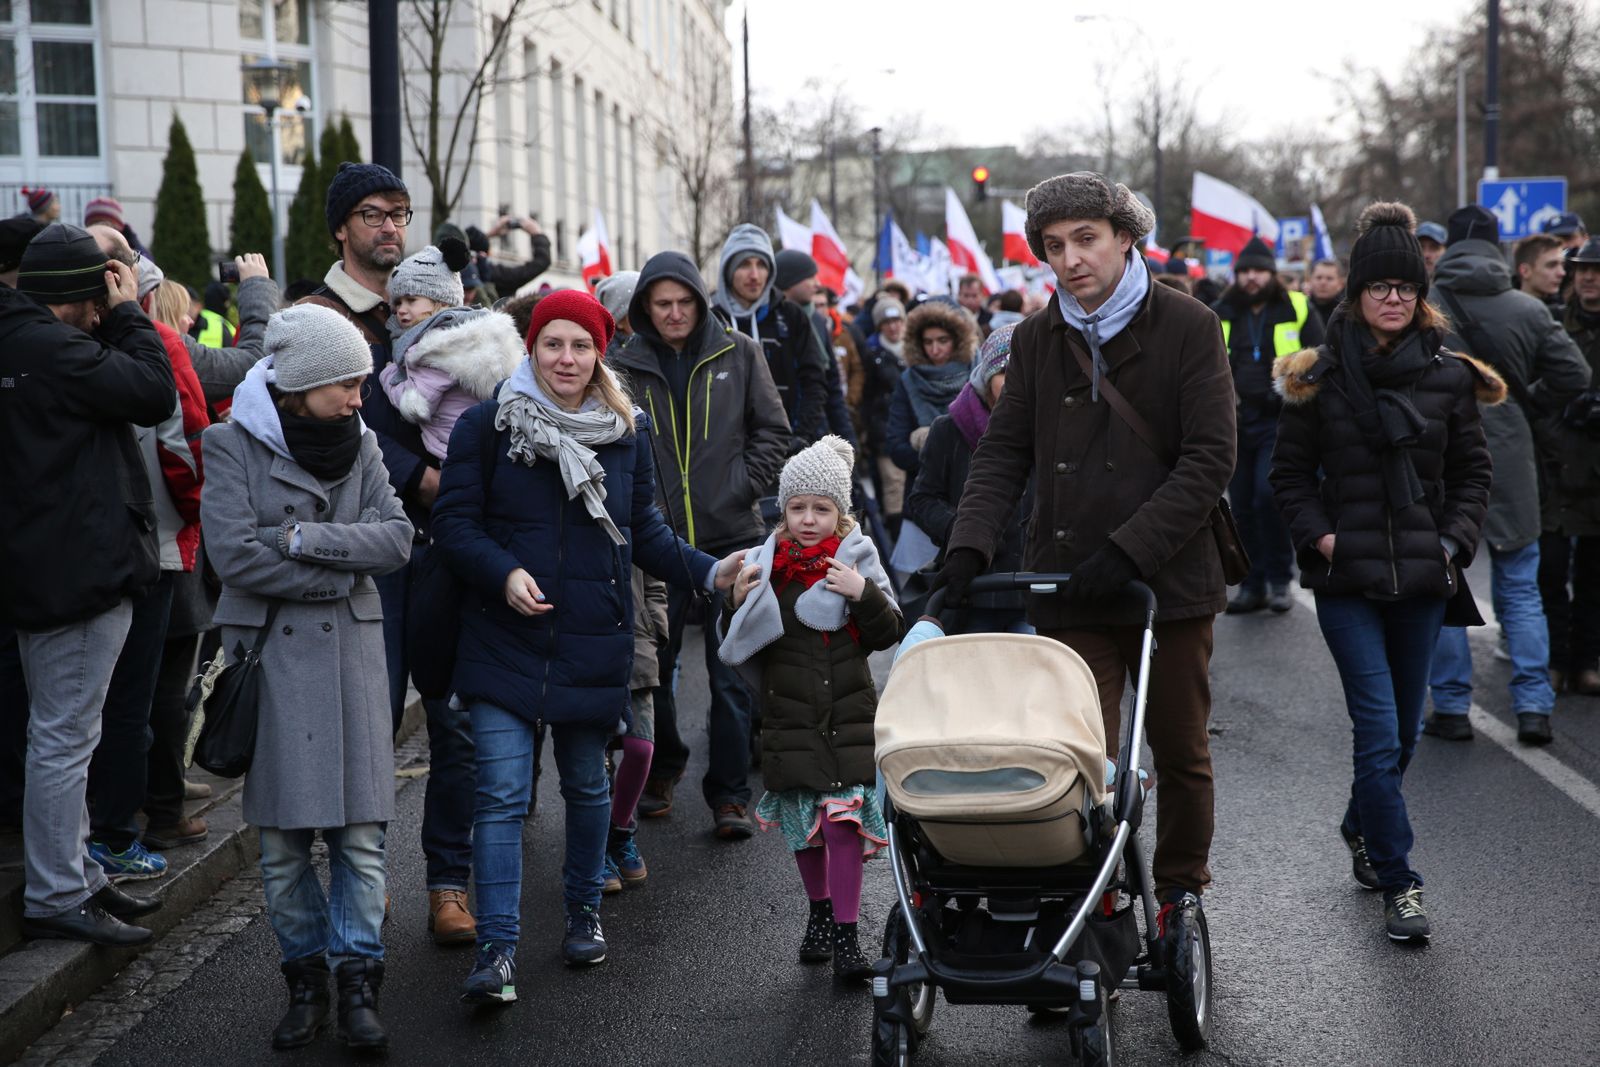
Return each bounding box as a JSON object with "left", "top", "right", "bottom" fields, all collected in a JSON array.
[{"left": 937, "top": 172, "right": 1236, "bottom": 917}]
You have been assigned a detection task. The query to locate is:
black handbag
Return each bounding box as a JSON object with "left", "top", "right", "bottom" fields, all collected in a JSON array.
[{"left": 193, "top": 601, "right": 281, "bottom": 779}]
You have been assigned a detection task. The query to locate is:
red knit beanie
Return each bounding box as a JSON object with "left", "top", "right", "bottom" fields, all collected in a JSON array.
[{"left": 525, "top": 288, "right": 615, "bottom": 356}]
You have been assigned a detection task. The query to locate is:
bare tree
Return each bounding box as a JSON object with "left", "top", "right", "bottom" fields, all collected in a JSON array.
[{"left": 639, "top": 51, "right": 739, "bottom": 270}]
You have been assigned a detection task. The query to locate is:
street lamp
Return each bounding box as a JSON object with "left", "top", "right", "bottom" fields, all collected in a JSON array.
[{"left": 243, "top": 56, "right": 292, "bottom": 284}]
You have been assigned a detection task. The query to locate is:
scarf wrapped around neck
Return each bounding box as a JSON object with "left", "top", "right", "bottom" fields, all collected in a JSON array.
[
  {"left": 1330, "top": 314, "right": 1437, "bottom": 510},
  {"left": 946, "top": 383, "right": 990, "bottom": 450},
  {"left": 901, "top": 360, "right": 969, "bottom": 427},
  {"left": 495, "top": 361, "right": 631, "bottom": 545},
  {"left": 771, "top": 535, "right": 858, "bottom": 644},
  {"left": 1056, "top": 251, "right": 1150, "bottom": 402}
]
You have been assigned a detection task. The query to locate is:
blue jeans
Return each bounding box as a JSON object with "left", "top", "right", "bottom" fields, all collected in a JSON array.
[
  {"left": 651, "top": 584, "right": 756, "bottom": 808},
  {"left": 259, "top": 822, "right": 386, "bottom": 965},
  {"left": 374, "top": 542, "right": 475, "bottom": 890},
  {"left": 470, "top": 702, "right": 611, "bottom": 947},
  {"left": 1230, "top": 420, "right": 1294, "bottom": 592},
  {"left": 1429, "top": 540, "right": 1555, "bottom": 716},
  {"left": 1315, "top": 593, "right": 1447, "bottom": 890}
]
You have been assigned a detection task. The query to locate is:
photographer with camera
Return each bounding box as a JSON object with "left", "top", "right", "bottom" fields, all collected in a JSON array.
[
  {"left": 452, "top": 214, "right": 552, "bottom": 303},
  {"left": 183, "top": 252, "right": 280, "bottom": 412}
]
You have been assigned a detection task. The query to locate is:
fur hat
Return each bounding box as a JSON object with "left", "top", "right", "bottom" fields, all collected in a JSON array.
[
  {"left": 1024, "top": 172, "right": 1154, "bottom": 260},
  {"left": 1347, "top": 202, "right": 1427, "bottom": 300},
  {"left": 779, "top": 434, "right": 855, "bottom": 514},
  {"left": 267, "top": 304, "right": 374, "bottom": 392},
  {"left": 324, "top": 161, "right": 408, "bottom": 236},
  {"left": 388, "top": 244, "right": 469, "bottom": 308},
  {"left": 1235, "top": 236, "right": 1276, "bottom": 273},
  {"left": 526, "top": 288, "right": 615, "bottom": 355}
]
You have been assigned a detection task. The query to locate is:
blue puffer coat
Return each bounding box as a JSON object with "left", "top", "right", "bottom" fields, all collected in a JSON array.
[{"left": 432, "top": 399, "right": 716, "bottom": 727}]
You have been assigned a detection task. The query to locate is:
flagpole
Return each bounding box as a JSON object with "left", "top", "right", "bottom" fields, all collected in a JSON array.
[{"left": 870, "top": 126, "right": 883, "bottom": 287}]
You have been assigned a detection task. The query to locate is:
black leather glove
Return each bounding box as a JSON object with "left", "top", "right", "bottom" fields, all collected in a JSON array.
[
  {"left": 1067, "top": 543, "right": 1141, "bottom": 603},
  {"left": 1562, "top": 390, "right": 1600, "bottom": 436},
  {"left": 932, "top": 547, "right": 985, "bottom": 608}
]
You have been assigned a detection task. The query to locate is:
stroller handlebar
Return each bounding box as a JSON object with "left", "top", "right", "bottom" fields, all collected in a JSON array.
[{"left": 925, "top": 572, "right": 1157, "bottom": 626}]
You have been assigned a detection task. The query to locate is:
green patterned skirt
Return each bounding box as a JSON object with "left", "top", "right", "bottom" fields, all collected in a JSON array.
[{"left": 754, "top": 785, "right": 889, "bottom": 856}]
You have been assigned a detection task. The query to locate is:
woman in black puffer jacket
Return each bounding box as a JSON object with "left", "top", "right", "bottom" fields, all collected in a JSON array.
[{"left": 1270, "top": 202, "right": 1500, "bottom": 947}]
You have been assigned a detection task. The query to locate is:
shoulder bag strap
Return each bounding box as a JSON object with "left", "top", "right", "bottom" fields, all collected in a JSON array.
[
  {"left": 1434, "top": 285, "right": 1536, "bottom": 413},
  {"left": 1066, "top": 340, "right": 1178, "bottom": 470},
  {"left": 249, "top": 600, "right": 283, "bottom": 655}
]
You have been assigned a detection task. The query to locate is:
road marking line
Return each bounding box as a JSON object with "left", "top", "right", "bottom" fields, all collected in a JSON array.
[{"left": 1286, "top": 585, "right": 1600, "bottom": 820}]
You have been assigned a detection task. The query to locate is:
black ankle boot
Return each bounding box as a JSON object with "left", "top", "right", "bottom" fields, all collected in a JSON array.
[
  {"left": 271, "top": 956, "right": 331, "bottom": 1050},
  {"left": 334, "top": 959, "right": 388, "bottom": 1051},
  {"left": 832, "top": 920, "right": 871, "bottom": 982},
  {"left": 800, "top": 899, "right": 834, "bottom": 962}
]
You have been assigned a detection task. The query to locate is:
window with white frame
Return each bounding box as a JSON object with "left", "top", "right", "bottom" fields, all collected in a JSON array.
[
  {"left": 0, "top": 1, "right": 103, "bottom": 168},
  {"left": 239, "top": 0, "right": 316, "bottom": 167}
]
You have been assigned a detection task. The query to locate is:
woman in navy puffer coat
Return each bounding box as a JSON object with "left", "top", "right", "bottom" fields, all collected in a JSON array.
[{"left": 432, "top": 290, "right": 747, "bottom": 1003}]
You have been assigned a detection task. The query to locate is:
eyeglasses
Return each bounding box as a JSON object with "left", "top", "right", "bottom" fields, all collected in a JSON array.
[
  {"left": 1365, "top": 281, "right": 1421, "bottom": 302},
  {"left": 349, "top": 207, "right": 413, "bottom": 229}
]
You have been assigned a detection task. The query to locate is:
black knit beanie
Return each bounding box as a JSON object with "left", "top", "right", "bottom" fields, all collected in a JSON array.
[
  {"left": 1234, "top": 236, "right": 1276, "bottom": 273},
  {"left": 0, "top": 215, "right": 46, "bottom": 274},
  {"left": 324, "top": 161, "right": 409, "bottom": 236},
  {"left": 1346, "top": 202, "right": 1427, "bottom": 300},
  {"left": 1446, "top": 205, "right": 1499, "bottom": 247},
  {"left": 774, "top": 248, "right": 818, "bottom": 292},
  {"left": 16, "top": 222, "right": 108, "bottom": 303}
]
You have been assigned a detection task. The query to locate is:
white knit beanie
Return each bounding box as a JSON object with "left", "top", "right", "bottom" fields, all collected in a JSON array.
[
  {"left": 267, "top": 304, "right": 374, "bottom": 392},
  {"left": 387, "top": 244, "right": 464, "bottom": 308},
  {"left": 779, "top": 435, "right": 855, "bottom": 514}
]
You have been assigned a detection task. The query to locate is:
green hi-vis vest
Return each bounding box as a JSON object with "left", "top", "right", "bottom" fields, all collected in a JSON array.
[
  {"left": 196, "top": 308, "right": 228, "bottom": 349},
  {"left": 1221, "top": 290, "right": 1310, "bottom": 360}
]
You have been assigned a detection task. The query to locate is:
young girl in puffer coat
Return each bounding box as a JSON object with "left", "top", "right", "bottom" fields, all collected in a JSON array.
[
  {"left": 379, "top": 243, "right": 524, "bottom": 460},
  {"left": 719, "top": 435, "right": 904, "bottom": 982}
]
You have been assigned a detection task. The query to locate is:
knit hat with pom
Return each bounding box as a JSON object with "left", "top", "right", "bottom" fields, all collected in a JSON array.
[
  {"left": 779, "top": 434, "right": 855, "bottom": 514},
  {"left": 388, "top": 243, "right": 469, "bottom": 308},
  {"left": 1347, "top": 201, "right": 1427, "bottom": 300}
]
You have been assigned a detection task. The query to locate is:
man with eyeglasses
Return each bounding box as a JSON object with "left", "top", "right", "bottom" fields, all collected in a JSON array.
[
  {"left": 300, "top": 162, "right": 479, "bottom": 945},
  {"left": 1425, "top": 205, "right": 1593, "bottom": 745}
]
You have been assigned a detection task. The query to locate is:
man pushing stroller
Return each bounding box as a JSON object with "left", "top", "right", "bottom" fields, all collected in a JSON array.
[{"left": 935, "top": 172, "right": 1236, "bottom": 939}]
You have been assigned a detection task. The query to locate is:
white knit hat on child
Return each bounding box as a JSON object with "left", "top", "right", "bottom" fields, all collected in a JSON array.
[
  {"left": 267, "top": 304, "right": 374, "bottom": 392},
  {"left": 388, "top": 244, "right": 465, "bottom": 308},
  {"left": 779, "top": 434, "right": 855, "bottom": 513}
]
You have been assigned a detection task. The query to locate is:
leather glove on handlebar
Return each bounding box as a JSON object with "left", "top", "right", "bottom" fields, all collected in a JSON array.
[
  {"left": 1067, "top": 543, "right": 1141, "bottom": 603},
  {"left": 933, "top": 547, "right": 985, "bottom": 608}
]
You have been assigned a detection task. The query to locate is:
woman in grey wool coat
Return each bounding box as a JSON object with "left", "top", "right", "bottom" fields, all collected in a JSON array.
[{"left": 199, "top": 303, "right": 413, "bottom": 1053}]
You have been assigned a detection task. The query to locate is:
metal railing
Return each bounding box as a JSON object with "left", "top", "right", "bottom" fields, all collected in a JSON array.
[{"left": 0, "top": 182, "right": 115, "bottom": 226}]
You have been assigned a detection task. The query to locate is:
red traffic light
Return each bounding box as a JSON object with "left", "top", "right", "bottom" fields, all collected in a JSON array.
[{"left": 971, "top": 165, "right": 990, "bottom": 184}]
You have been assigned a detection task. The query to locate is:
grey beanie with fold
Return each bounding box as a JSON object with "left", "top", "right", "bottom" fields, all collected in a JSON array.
[
  {"left": 388, "top": 244, "right": 464, "bottom": 308},
  {"left": 779, "top": 434, "right": 855, "bottom": 514},
  {"left": 1024, "top": 172, "right": 1155, "bottom": 260},
  {"left": 595, "top": 270, "right": 641, "bottom": 324},
  {"left": 267, "top": 304, "right": 374, "bottom": 392}
]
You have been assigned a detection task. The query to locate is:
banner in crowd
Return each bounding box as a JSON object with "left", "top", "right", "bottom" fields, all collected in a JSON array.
[
  {"left": 944, "top": 187, "right": 1002, "bottom": 294},
  {"left": 1000, "top": 200, "right": 1040, "bottom": 267},
  {"left": 1310, "top": 203, "right": 1335, "bottom": 262},
  {"left": 1189, "top": 172, "right": 1280, "bottom": 256},
  {"left": 577, "top": 208, "right": 612, "bottom": 287},
  {"left": 775, "top": 206, "right": 812, "bottom": 256}
]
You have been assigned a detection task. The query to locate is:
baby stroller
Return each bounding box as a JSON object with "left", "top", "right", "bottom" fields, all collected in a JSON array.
[{"left": 870, "top": 574, "right": 1212, "bottom": 1066}]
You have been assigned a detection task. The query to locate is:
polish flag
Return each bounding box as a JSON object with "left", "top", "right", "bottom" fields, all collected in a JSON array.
[
  {"left": 1189, "top": 172, "right": 1279, "bottom": 257},
  {"left": 577, "top": 209, "right": 612, "bottom": 288},
  {"left": 809, "top": 199, "right": 852, "bottom": 295},
  {"left": 945, "top": 187, "right": 1002, "bottom": 294},
  {"left": 775, "top": 206, "right": 813, "bottom": 254},
  {"left": 1143, "top": 240, "right": 1170, "bottom": 265},
  {"left": 1000, "top": 199, "right": 1040, "bottom": 267}
]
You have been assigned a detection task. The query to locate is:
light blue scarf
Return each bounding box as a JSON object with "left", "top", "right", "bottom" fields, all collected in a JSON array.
[{"left": 1056, "top": 251, "right": 1150, "bottom": 402}]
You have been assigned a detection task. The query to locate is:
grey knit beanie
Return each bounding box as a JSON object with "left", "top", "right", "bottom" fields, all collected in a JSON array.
[
  {"left": 595, "top": 270, "right": 641, "bottom": 324},
  {"left": 1024, "top": 172, "right": 1155, "bottom": 260},
  {"left": 388, "top": 244, "right": 465, "bottom": 308},
  {"left": 779, "top": 434, "right": 855, "bottom": 514},
  {"left": 267, "top": 304, "right": 374, "bottom": 392}
]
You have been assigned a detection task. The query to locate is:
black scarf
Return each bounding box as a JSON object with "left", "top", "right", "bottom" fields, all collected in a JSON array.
[
  {"left": 1330, "top": 314, "right": 1437, "bottom": 510},
  {"left": 279, "top": 410, "right": 363, "bottom": 482}
]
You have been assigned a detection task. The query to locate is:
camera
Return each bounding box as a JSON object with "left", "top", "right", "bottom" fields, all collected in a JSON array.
[
  {"left": 218, "top": 261, "right": 241, "bottom": 284},
  {"left": 292, "top": 95, "right": 313, "bottom": 116}
]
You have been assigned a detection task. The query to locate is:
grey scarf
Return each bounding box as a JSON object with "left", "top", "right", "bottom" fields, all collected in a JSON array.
[
  {"left": 496, "top": 361, "right": 631, "bottom": 545},
  {"left": 1056, "top": 251, "right": 1150, "bottom": 402}
]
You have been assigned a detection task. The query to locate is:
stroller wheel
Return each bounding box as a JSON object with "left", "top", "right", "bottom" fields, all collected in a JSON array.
[
  {"left": 1162, "top": 896, "right": 1213, "bottom": 1052},
  {"left": 882, "top": 903, "right": 936, "bottom": 1036},
  {"left": 1071, "top": 983, "right": 1115, "bottom": 1067},
  {"left": 870, "top": 1018, "right": 912, "bottom": 1067}
]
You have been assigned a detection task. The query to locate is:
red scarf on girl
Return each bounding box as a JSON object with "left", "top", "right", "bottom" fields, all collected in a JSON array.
[{"left": 770, "top": 535, "right": 859, "bottom": 644}]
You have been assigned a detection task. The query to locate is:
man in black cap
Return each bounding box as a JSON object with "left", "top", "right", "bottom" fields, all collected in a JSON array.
[
  {"left": 1540, "top": 235, "right": 1600, "bottom": 697},
  {"left": 776, "top": 248, "right": 857, "bottom": 447},
  {"left": 1426, "top": 206, "right": 1592, "bottom": 745},
  {"left": 0, "top": 223, "right": 176, "bottom": 944},
  {"left": 1213, "top": 235, "right": 1325, "bottom": 613}
]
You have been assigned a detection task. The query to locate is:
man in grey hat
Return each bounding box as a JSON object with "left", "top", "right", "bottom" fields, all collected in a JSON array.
[{"left": 938, "top": 173, "right": 1235, "bottom": 934}]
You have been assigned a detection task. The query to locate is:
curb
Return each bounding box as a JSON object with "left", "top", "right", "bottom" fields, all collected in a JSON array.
[{"left": 0, "top": 696, "right": 425, "bottom": 1062}]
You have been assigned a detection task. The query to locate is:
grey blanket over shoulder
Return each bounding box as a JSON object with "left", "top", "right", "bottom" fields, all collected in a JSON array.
[{"left": 717, "top": 524, "right": 898, "bottom": 691}]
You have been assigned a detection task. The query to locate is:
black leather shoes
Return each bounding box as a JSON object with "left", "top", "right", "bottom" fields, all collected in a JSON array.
[
  {"left": 1422, "top": 714, "right": 1473, "bottom": 741},
  {"left": 1516, "top": 712, "right": 1553, "bottom": 745},
  {"left": 273, "top": 957, "right": 332, "bottom": 1050},
  {"left": 94, "top": 882, "right": 162, "bottom": 920},
  {"left": 23, "top": 899, "right": 153, "bottom": 946},
  {"left": 1225, "top": 588, "right": 1267, "bottom": 614}
]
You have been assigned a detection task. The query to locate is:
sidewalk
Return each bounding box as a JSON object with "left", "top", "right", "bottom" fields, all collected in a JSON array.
[{"left": 0, "top": 698, "right": 424, "bottom": 1062}]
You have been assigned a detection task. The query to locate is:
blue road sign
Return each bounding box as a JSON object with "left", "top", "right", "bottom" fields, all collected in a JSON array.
[
  {"left": 1477, "top": 177, "right": 1567, "bottom": 241},
  {"left": 1206, "top": 249, "right": 1234, "bottom": 270},
  {"left": 1277, "top": 216, "right": 1310, "bottom": 248}
]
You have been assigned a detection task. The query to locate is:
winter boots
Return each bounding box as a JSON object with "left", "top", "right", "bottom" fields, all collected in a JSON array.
[
  {"left": 271, "top": 957, "right": 331, "bottom": 1050},
  {"left": 334, "top": 958, "right": 388, "bottom": 1051}
]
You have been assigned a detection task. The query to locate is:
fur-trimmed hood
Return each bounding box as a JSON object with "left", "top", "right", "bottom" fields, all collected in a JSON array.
[
  {"left": 904, "top": 301, "right": 978, "bottom": 367},
  {"left": 400, "top": 308, "right": 525, "bottom": 400},
  {"left": 1272, "top": 345, "right": 1508, "bottom": 407}
]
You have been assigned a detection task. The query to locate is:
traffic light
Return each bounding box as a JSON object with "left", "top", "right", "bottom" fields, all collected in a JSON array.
[{"left": 971, "top": 165, "right": 989, "bottom": 201}]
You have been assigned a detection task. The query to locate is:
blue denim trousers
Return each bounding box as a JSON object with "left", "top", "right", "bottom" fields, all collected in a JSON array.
[
  {"left": 374, "top": 542, "right": 475, "bottom": 890},
  {"left": 1230, "top": 418, "right": 1295, "bottom": 592},
  {"left": 1429, "top": 540, "right": 1555, "bottom": 716},
  {"left": 1315, "top": 593, "right": 1447, "bottom": 890},
  {"left": 259, "top": 822, "right": 386, "bottom": 965},
  {"left": 470, "top": 701, "right": 611, "bottom": 947}
]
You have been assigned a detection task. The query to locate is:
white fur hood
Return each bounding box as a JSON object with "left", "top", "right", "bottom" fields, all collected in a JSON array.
[{"left": 402, "top": 309, "right": 526, "bottom": 400}]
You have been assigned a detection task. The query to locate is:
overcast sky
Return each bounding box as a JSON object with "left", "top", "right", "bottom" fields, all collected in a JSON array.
[{"left": 728, "top": 0, "right": 1481, "bottom": 151}]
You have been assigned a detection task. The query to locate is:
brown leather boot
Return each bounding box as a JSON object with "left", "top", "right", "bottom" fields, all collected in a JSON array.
[{"left": 428, "top": 888, "right": 476, "bottom": 945}]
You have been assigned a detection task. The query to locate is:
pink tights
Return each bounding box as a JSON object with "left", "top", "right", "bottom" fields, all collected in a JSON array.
[
  {"left": 793, "top": 815, "right": 864, "bottom": 924},
  {"left": 611, "top": 736, "right": 654, "bottom": 829}
]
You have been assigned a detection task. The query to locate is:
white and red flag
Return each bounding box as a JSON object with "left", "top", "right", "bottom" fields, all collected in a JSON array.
[
  {"left": 808, "top": 200, "right": 852, "bottom": 296},
  {"left": 577, "top": 209, "right": 612, "bottom": 288},
  {"left": 945, "top": 187, "right": 1002, "bottom": 294},
  {"left": 1189, "top": 172, "right": 1278, "bottom": 257},
  {"left": 1000, "top": 199, "right": 1040, "bottom": 267},
  {"left": 774, "top": 206, "right": 813, "bottom": 254}
]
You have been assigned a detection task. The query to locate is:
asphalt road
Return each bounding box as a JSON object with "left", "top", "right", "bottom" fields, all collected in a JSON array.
[{"left": 64, "top": 599, "right": 1600, "bottom": 1066}]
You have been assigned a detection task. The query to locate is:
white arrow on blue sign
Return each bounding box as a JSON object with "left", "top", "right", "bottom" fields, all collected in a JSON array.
[{"left": 1477, "top": 177, "right": 1567, "bottom": 241}]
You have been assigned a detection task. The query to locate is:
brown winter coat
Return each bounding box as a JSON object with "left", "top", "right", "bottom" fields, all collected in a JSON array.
[
  {"left": 732, "top": 578, "right": 902, "bottom": 793},
  {"left": 947, "top": 281, "right": 1236, "bottom": 629},
  {"left": 630, "top": 567, "right": 669, "bottom": 691}
]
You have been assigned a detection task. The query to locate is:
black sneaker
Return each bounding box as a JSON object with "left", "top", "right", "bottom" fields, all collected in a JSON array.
[
  {"left": 1516, "top": 712, "right": 1553, "bottom": 745},
  {"left": 1339, "top": 828, "right": 1381, "bottom": 890},
  {"left": 562, "top": 906, "right": 607, "bottom": 966},
  {"left": 1268, "top": 584, "right": 1293, "bottom": 613},
  {"left": 1382, "top": 884, "right": 1430, "bottom": 943},
  {"left": 799, "top": 899, "right": 834, "bottom": 962},
  {"left": 1421, "top": 714, "right": 1473, "bottom": 741},
  {"left": 461, "top": 942, "right": 517, "bottom": 1004},
  {"left": 1225, "top": 588, "right": 1267, "bottom": 615}
]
